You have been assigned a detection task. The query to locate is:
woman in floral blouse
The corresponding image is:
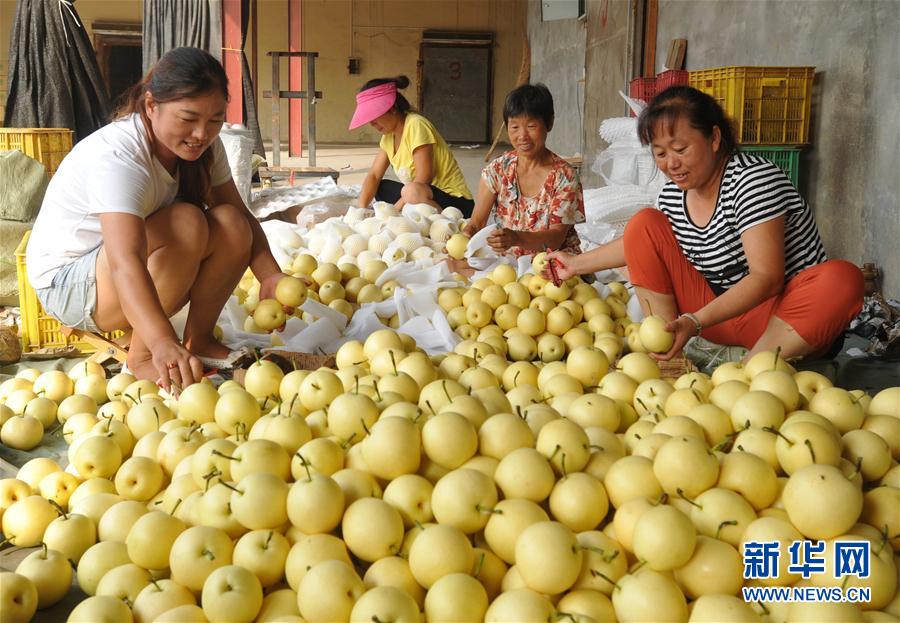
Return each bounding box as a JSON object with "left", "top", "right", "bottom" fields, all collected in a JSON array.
[{"left": 463, "top": 83, "right": 585, "bottom": 257}]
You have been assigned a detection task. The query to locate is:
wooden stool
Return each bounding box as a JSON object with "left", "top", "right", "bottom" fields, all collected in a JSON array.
[{"left": 60, "top": 327, "right": 130, "bottom": 365}]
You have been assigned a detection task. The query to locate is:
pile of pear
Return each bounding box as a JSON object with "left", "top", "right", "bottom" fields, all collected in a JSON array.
[{"left": 1, "top": 312, "right": 898, "bottom": 622}]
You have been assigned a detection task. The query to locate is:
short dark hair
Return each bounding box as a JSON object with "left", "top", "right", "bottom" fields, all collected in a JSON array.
[
  {"left": 637, "top": 86, "right": 737, "bottom": 158},
  {"left": 360, "top": 75, "right": 413, "bottom": 115},
  {"left": 503, "top": 83, "right": 554, "bottom": 130}
]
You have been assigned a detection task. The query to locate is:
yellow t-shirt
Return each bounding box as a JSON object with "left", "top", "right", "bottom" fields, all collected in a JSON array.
[{"left": 379, "top": 113, "right": 473, "bottom": 200}]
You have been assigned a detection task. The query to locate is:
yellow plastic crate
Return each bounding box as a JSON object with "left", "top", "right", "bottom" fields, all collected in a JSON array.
[
  {"left": 0, "top": 128, "right": 73, "bottom": 177},
  {"left": 15, "top": 231, "right": 123, "bottom": 353},
  {"left": 689, "top": 66, "right": 815, "bottom": 145}
]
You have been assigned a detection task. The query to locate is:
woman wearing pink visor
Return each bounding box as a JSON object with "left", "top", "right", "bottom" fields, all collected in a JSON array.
[{"left": 350, "top": 76, "right": 474, "bottom": 216}]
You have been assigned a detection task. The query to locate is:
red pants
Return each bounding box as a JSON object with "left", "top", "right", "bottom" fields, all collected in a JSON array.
[{"left": 623, "top": 208, "right": 864, "bottom": 351}]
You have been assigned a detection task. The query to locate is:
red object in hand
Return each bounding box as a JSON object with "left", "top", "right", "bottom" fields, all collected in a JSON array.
[{"left": 547, "top": 254, "right": 562, "bottom": 287}]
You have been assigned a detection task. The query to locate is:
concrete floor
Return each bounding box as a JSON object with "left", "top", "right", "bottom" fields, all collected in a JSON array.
[{"left": 262, "top": 141, "right": 505, "bottom": 192}]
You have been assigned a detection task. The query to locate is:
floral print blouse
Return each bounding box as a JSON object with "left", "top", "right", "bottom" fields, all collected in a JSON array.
[{"left": 482, "top": 150, "right": 585, "bottom": 256}]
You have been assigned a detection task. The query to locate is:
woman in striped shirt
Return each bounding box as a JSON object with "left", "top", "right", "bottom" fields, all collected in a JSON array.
[{"left": 547, "top": 86, "right": 863, "bottom": 362}]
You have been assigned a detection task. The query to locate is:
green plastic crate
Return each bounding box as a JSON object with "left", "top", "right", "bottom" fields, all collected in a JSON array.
[{"left": 739, "top": 145, "right": 801, "bottom": 187}]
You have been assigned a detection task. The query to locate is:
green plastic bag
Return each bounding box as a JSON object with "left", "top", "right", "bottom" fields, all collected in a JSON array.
[{"left": 0, "top": 149, "right": 49, "bottom": 222}]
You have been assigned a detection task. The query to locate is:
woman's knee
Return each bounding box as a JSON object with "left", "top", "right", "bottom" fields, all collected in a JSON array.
[
  {"left": 400, "top": 182, "right": 432, "bottom": 204},
  {"left": 623, "top": 207, "right": 668, "bottom": 245},
  {"left": 820, "top": 260, "right": 864, "bottom": 313},
  {"left": 206, "top": 203, "right": 252, "bottom": 254},
  {"left": 149, "top": 202, "right": 209, "bottom": 254}
]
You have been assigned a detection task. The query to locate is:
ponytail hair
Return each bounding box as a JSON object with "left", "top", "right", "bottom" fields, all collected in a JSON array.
[
  {"left": 116, "top": 47, "right": 229, "bottom": 208},
  {"left": 360, "top": 75, "right": 413, "bottom": 115}
]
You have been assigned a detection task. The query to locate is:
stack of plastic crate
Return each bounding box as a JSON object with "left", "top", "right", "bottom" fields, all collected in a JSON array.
[
  {"left": 689, "top": 66, "right": 815, "bottom": 187},
  {"left": 627, "top": 70, "right": 690, "bottom": 116}
]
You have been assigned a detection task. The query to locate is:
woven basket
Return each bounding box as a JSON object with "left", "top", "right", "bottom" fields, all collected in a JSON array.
[
  {"left": 657, "top": 356, "right": 698, "bottom": 379},
  {"left": 265, "top": 351, "right": 337, "bottom": 373}
]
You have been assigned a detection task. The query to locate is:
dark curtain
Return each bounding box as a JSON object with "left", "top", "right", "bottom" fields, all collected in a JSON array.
[
  {"left": 3, "top": 0, "right": 111, "bottom": 142},
  {"left": 142, "top": 0, "right": 264, "bottom": 157},
  {"left": 142, "top": 0, "right": 222, "bottom": 72}
]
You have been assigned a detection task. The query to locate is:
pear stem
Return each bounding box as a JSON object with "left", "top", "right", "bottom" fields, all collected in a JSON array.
[
  {"left": 676, "top": 488, "right": 702, "bottom": 508},
  {"left": 473, "top": 551, "right": 486, "bottom": 578},
  {"left": 218, "top": 481, "right": 242, "bottom": 495},
  {"left": 715, "top": 519, "right": 738, "bottom": 540},
  {"left": 763, "top": 426, "right": 791, "bottom": 443},
  {"left": 588, "top": 569, "right": 618, "bottom": 589},
  {"left": 299, "top": 455, "right": 313, "bottom": 482},
  {"left": 442, "top": 380, "right": 452, "bottom": 402},
  {"left": 372, "top": 380, "right": 382, "bottom": 401},
  {"left": 804, "top": 439, "right": 817, "bottom": 463},
  {"left": 48, "top": 498, "right": 68, "bottom": 519},
  {"left": 475, "top": 505, "right": 502, "bottom": 515}
]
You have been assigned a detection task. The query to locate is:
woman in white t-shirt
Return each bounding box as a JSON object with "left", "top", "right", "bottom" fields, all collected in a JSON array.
[{"left": 27, "top": 47, "right": 288, "bottom": 389}]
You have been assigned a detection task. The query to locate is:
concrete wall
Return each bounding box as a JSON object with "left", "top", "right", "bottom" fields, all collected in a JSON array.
[
  {"left": 526, "top": 0, "right": 587, "bottom": 157},
  {"left": 2, "top": 0, "right": 526, "bottom": 146},
  {"left": 655, "top": 0, "right": 900, "bottom": 296},
  {"left": 290, "top": 0, "right": 527, "bottom": 144},
  {"left": 581, "top": 0, "right": 636, "bottom": 187}
]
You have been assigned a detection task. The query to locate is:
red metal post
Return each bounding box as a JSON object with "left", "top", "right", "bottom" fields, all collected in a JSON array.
[
  {"left": 222, "top": 0, "right": 244, "bottom": 124},
  {"left": 288, "top": 0, "right": 303, "bottom": 157}
]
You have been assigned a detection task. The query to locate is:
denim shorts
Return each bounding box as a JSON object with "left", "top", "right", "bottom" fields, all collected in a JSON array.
[{"left": 34, "top": 246, "right": 103, "bottom": 333}]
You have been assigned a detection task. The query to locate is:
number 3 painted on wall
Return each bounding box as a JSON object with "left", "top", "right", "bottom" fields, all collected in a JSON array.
[{"left": 449, "top": 61, "right": 461, "bottom": 80}]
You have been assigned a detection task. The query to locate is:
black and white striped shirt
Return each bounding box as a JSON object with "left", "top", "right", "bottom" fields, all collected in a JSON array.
[{"left": 657, "top": 153, "right": 827, "bottom": 293}]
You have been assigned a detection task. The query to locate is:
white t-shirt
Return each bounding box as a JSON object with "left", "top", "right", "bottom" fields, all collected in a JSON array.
[{"left": 27, "top": 113, "right": 233, "bottom": 289}]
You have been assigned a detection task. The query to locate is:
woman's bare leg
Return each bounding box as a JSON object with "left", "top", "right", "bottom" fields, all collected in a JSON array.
[
  {"left": 182, "top": 203, "right": 252, "bottom": 358},
  {"left": 633, "top": 286, "right": 678, "bottom": 320},
  {"left": 401, "top": 182, "right": 442, "bottom": 211},
  {"left": 94, "top": 202, "right": 209, "bottom": 379},
  {"left": 746, "top": 315, "right": 817, "bottom": 361}
]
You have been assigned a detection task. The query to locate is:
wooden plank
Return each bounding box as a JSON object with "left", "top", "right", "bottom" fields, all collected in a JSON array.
[
  {"left": 258, "top": 166, "right": 339, "bottom": 182},
  {"left": 288, "top": 0, "right": 303, "bottom": 157},
  {"left": 272, "top": 54, "right": 281, "bottom": 167},
  {"left": 643, "top": 0, "right": 658, "bottom": 77},
  {"left": 251, "top": 0, "right": 258, "bottom": 105},
  {"left": 666, "top": 38, "right": 688, "bottom": 70},
  {"left": 222, "top": 0, "right": 243, "bottom": 124}
]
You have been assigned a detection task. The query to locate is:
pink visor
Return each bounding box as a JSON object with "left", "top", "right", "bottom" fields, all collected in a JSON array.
[{"left": 349, "top": 82, "right": 398, "bottom": 130}]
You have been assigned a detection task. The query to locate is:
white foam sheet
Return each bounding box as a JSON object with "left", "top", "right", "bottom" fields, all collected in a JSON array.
[
  {"left": 300, "top": 298, "right": 349, "bottom": 331},
  {"left": 466, "top": 224, "right": 498, "bottom": 258},
  {"left": 280, "top": 316, "right": 310, "bottom": 341},
  {"left": 272, "top": 317, "right": 344, "bottom": 355},
  {"left": 375, "top": 260, "right": 455, "bottom": 289},
  {"left": 342, "top": 306, "right": 391, "bottom": 343},
  {"left": 397, "top": 314, "right": 460, "bottom": 355},
  {"left": 402, "top": 287, "right": 443, "bottom": 318},
  {"left": 464, "top": 224, "right": 505, "bottom": 272},
  {"left": 250, "top": 176, "right": 359, "bottom": 220},
  {"left": 465, "top": 226, "right": 532, "bottom": 278},
  {"left": 627, "top": 290, "right": 645, "bottom": 321},
  {"left": 260, "top": 220, "right": 304, "bottom": 268}
]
